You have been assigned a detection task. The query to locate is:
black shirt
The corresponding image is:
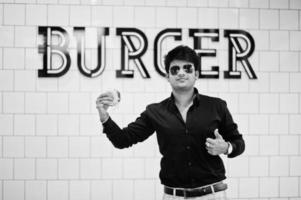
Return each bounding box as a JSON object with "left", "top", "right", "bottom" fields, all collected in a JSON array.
[{"left": 102, "top": 88, "right": 245, "bottom": 188}]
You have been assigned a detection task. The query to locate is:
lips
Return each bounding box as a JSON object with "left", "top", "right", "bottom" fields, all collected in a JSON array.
[{"left": 177, "top": 78, "right": 187, "bottom": 81}]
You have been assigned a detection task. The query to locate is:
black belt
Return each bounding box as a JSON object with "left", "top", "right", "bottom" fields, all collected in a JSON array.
[{"left": 164, "top": 182, "right": 227, "bottom": 198}]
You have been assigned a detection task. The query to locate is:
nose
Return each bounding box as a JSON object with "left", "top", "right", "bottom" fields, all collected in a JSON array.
[{"left": 177, "top": 68, "right": 185, "bottom": 76}]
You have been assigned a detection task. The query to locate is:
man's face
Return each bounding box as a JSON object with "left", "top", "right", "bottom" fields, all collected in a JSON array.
[{"left": 166, "top": 59, "right": 199, "bottom": 91}]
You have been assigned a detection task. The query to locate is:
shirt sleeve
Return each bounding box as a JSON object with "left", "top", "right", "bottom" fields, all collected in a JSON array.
[
  {"left": 102, "top": 107, "right": 155, "bottom": 149},
  {"left": 218, "top": 100, "right": 245, "bottom": 158}
]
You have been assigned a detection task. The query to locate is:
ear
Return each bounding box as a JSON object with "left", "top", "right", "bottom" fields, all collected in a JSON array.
[
  {"left": 165, "top": 73, "right": 170, "bottom": 82},
  {"left": 195, "top": 70, "right": 199, "bottom": 79}
]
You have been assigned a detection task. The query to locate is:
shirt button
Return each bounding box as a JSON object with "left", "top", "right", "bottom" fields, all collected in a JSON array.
[
  {"left": 185, "top": 129, "right": 188, "bottom": 134},
  {"left": 186, "top": 146, "right": 191, "bottom": 150},
  {"left": 188, "top": 162, "right": 192, "bottom": 166}
]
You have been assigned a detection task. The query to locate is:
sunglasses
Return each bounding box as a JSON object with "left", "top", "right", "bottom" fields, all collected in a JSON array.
[{"left": 169, "top": 64, "right": 194, "bottom": 76}]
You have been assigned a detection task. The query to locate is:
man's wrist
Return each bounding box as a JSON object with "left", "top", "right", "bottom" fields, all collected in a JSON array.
[
  {"left": 101, "top": 115, "right": 110, "bottom": 124},
  {"left": 224, "top": 142, "right": 233, "bottom": 155}
]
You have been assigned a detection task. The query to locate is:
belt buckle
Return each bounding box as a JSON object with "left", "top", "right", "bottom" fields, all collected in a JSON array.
[
  {"left": 183, "top": 190, "right": 188, "bottom": 199},
  {"left": 198, "top": 186, "right": 211, "bottom": 195},
  {"left": 172, "top": 188, "right": 176, "bottom": 196}
]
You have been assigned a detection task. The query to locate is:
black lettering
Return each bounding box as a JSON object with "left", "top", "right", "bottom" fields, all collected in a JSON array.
[
  {"left": 74, "top": 27, "right": 109, "bottom": 77},
  {"left": 154, "top": 29, "right": 182, "bottom": 77},
  {"left": 189, "top": 29, "right": 219, "bottom": 78},
  {"left": 116, "top": 28, "right": 149, "bottom": 78},
  {"left": 38, "top": 26, "right": 71, "bottom": 77},
  {"left": 224, "top": 29, "right": 257, "bottom": 79}
]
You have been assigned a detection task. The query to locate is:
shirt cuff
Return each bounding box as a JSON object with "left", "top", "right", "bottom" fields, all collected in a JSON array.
[
  {"left": 101, "top": 115, "right": 110, "bottom": 124},
  {"left": 226, "top": 142, "right": 233, "bottom": 155}
]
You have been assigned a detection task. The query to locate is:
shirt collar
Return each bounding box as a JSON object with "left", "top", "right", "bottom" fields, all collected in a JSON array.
[{"left": 168, "top": 87, "right": 201, "bottom": 108}]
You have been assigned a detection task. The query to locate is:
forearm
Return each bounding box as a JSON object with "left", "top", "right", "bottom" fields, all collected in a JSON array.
[
  {"left": 227, "top": 137, "right": 245, "bottom": 158},
  {"left": 102, "top": 117, "right": 134, "bottom": 149},
  {"left": 102, "top": 112, "right": 155, "bottom": 149}
]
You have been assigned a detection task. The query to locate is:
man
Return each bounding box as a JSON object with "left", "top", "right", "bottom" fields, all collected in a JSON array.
[{"left": 96, "top": 45, "right": 245, "bottom": 200}]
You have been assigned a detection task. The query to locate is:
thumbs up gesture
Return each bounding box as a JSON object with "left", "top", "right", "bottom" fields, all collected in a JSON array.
[{"left": 205, "top": 129, "right": 229, "bottom": 156}]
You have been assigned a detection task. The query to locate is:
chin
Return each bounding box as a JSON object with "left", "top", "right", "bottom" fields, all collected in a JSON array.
[{"left": 173, "top": 85, "right": 193, "bottom": 91}]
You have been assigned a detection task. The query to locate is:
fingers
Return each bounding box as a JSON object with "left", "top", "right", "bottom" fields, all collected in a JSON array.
[
  {"left": 98, "top": 92, "right": 113, "bottom": 98},
  {"left": 205, "top": 141, "right": 214, "bottom": 151},
  {"left": 206, "top": 146, "right": 217, "bottom": 155},
  {"left": 206, "top": 144, "right": 218, "bottom": 156},
  {"left": 206, "top": 138, "right": 216, "bottom": 144},
  {"left": 205, "top": 137, "right": 228, "bottom": 156},
  {"left": 97, "top": 100, "right": 114, "bottom": 107},
  {"left": 206, "top": 138, "right": 217, "bottom": 152},
  {"left": 214, "top": 129, "right": 223, "bottom": 139},
  {"left": 96, "top": 96, "right": 114, "bottom": 106},
  {"left": 205, "top": 136, "right": 219, "bottom": 156},
  {"left": 96, "top": 96, "right": 114, "bottom": 102},
  {"left": 96, "top": 90, "right": 120, "bottom": 107}
]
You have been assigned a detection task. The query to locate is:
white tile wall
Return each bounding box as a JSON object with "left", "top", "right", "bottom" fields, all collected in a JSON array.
[
  {"left": 219, "top": 9, "right": 239, "bottom": 29},
  {"left": 36, "top": 114, "right": 58, "bottom": 135},
  {"left": 134, "top": 180, "right": 156, "bottom": 200},
  {"left": 239, "top": 9, "right": 259, "bottom": 29},
  {"left": 91, "top": 180, "right": 113, "bottom": 200},
  {"left": 290, "top": 115, "right": 301, "bottom": 134},
  {"left": 177, "top": 7, "right": 198, "bottom": 28},
  {"left": 250, "top": 157, "right": 269, "bottom": 176},
  {"left": 290, "top": 73, "right": 301, "bottom": 92},
  {"left": 113, "top": 6, "right": 134, "bottom": 27},
  {"left": 156, "top": 7, "right": 177, "bottom": 27},
  {"left": 280, "top": 51, "right": 299, "bottom": 72},
  {"left": 259, "top": 177, "right": 279, "bottom": 197},
  {"left": 229, "top": 0, "right": 248, "bottom": 8},
  {"left": 3, "top": 48, "right": 25, "bottom": 69},
  {"left": 69, "top": 137, "right": 90, "bottom": 157},
  {"left": 270, "top": 114, "right": 289, "bottom": 134},
  {"left": 198, "top": 8, "right": 219, "bottom": 28},
  {"left": 4, "top": 4, "right": 25, "bottom": 25},
  {"left": 259, "top": 136, "right": 279, "bottom": 155},
  {"left": 14, "top": 158, "right": 35, "bottom": 179},
  {"left": 70, "top": 5, "right": 91, "bottom": 26},
  {"left": 270, "top": 31, "right": 289, "bottom": 50},
  {"left": 280, "top": 10, "right": 299, "bottom": 30},
  {"left": 25, "top": 92, "right": 47, "bottom": 113},
  {"left": 1, "top": 0, "right": 301, "bottom": 199},
  {"left": 36, "top": 159, "right": 58, "bottom": 179},
  {"left": 280, "top": 177, "right": 299, "bottom": 197},
  {"left": 113, "top": 180, "right": 133, "bottom": 200},
  {"left": 58, "top": 115, "right": 80, "bottom": 135},
  {"left": 290, "top": 31, "right": 301, "bottom": 51},
  {"left": 25, "top": 181, "right": 47, "bottom": 200},
  {"left": 250, "top": 0, "right": 269, "bottom": 8},
  {"left": 48, "top": 5, "right": 70, "bottom": 26},
  {"left": 260, "top": 94, "right": 279, "bottom": 113},
  {"left": 0, "top": 71, "right": 13, "bottom": 91},
  {"left": 3, "top": 136, "right": 25, "bottom": 157},
  {"left": 25, "top": 136, "right": 46, "bottom": 157},
  {"left": 15, "top": 70, "right": 36, "bottom": 91},
  {"left": 26, "top": 5, "right": 47, "bottom": 26},
  {"left": 0, "top": 159, "right": 13, "bottom": 179},
  {"left": 123, "top": 158, "right": 144, "bottom": 178},
  {"left": 239, "top": 177, "right": 259, "bottom": 198},
  {"left": 270, "top": 73, "right": 289, "bottom": 92},
  {"left": 70, "top": 181, "right": 90, "bottom": 200},
  {"left": 47, "top": 181, "right": 69, "bottom": 200},
  {"left": 134, "top": 7, "right": 156, "bottom": 28},
  {"left": 270, "top": 156, "right": 289, "bottom": 176},
  {"left": 58, "top": 159, "right": 80, "bottom": 179},
  {"left": 3, "top": 181, "right": 24, "bottom": 200},
  {"left": 0, "top": 4, "right": 3, "bottom": 24}
]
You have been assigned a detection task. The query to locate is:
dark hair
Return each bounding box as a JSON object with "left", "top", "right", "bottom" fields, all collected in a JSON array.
[{"left": 164, "top": 45, "right": 200, "bottom": 73}]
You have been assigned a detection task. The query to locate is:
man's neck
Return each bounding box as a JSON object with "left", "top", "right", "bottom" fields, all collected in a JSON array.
[{"left": 173, "top": 88, "right": 195, "bottom": 108}]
